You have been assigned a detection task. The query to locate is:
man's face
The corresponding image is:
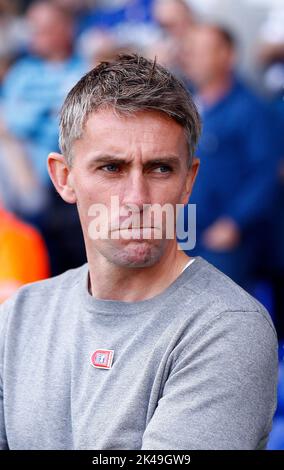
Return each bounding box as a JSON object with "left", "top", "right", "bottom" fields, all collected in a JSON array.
[
  {"left": 153, "top": 0, "right": 194, "bottom": 39},
  {"left": 67, "top": 108, "right": 198, "bottom": 268},
  {"left": 183, "top": 27, "right": 234, "bottom": 88},
  {"left": 27, "top": 4, "right": 73, "bottom": 59}
]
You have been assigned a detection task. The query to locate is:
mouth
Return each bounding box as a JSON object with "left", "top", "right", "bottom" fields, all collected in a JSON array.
[
  {"left": 118, "top": 227, "right": 157, "bottom": 230},
  {"left": 111, "top": 227, "right": 161, "bottom": 240},
  {"left": 111, "top": 226, "right": 160, "bottom": 232}
]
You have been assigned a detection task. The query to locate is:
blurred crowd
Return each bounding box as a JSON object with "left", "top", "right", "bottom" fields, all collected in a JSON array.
[{"left": 0, "top": 0, "right": 284, "bottom": 447}]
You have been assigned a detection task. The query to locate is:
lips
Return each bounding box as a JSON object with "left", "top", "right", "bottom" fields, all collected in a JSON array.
[
  {"left": 110, "top": 226, "right": 159, "bottom": 231},
  {"left": 118, "top": 227, "right": 156, "bottom": 229}
]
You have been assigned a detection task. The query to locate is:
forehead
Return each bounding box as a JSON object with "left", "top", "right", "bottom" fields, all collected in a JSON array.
[
  {"left": 28, "top": 5, "right": 64, "bottom": 24},
  {"left": 77, "top": 108, "right": 187, "bottom": 154},
  {"left": 193, "top": 27, "right": 225, "bottom": 48}
]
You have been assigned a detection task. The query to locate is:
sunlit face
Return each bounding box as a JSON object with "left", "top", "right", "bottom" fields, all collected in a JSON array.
[{"left": 68, "top": 108, "right": 198, "bottom": 267}]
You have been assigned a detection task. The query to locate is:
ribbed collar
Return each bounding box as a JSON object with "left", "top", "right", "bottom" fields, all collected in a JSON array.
[{"left": 78, "top": 256, "right": 207, "bottom": 316}]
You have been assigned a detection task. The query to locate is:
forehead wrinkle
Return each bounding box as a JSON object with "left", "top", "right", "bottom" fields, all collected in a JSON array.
[
  {"left": 86, "top": 154, "right": 182, "bottom": 167},
  {"left": 81, "top": 130, "right": 183, "bottom": 155},
  {"left": 75, "top": 109, "right": 188, "bottom": 164},
  {"left": 85, "top": 124, "right": 170, "bottom": 143},
  {"left": 84, "top": 110, "right": 185, "bottom": 140}
]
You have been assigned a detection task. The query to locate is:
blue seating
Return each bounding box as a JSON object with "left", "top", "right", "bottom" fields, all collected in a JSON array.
[{"left": 267, "top": 342, "right": 284, "bottom": 449}]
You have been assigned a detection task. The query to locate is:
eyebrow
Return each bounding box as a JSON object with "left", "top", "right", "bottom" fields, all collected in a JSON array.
[{"left": 87, "top": 155, "right": 182, "bottom": 168}]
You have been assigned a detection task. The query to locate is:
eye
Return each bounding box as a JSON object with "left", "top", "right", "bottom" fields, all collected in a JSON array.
[
  {"left": 152, "top": 165, "right": 172, "bottom": 173},
  {"left": 100, "top": 164, "right": 120, "bottom": 173}
]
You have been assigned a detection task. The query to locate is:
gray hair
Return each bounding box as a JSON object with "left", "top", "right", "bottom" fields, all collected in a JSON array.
[{"left": 59, "top": 53, "right": 201, "bottom": 167}]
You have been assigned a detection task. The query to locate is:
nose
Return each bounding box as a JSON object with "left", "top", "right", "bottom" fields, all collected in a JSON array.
[{"left": 121, "top": 170, "right": 151, "bottom": 213}]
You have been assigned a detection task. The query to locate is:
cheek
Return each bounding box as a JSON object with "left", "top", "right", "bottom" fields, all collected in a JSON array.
[
  {"left": 74, "top": 174, "right": 112, "bottom": 205},
  {"left": 74, "top": 178, "right": 120, "bottom": 232},
  {"left": 156, "top": 182, "right": 186, "bottom": 205}
]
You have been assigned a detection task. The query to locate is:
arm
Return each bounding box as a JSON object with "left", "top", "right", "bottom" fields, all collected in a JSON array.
[
  {"left": 0, "top": 379, "right": 8, "bottom": 449},
  {"left": 141, "top": 310, "right": 278, "bottom": 450},
  {"left": 0, "top": 301, "right": 10, "bottom": 449},
  {"left": 222, "top": 104, "right": 279, "bottom": 232}
]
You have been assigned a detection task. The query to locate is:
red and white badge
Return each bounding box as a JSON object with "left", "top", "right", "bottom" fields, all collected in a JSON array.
[{"left": 91, "top": 349, "right": 114, "bottom": 369}]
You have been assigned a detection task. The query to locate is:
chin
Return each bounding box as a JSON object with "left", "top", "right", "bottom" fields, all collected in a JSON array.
[{"left": 111, "top": 240, "right": 163, "bottom": 267}]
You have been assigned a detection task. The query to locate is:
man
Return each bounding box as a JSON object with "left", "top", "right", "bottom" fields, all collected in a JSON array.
[
  {"left": 153, "top": 0, "right": 195, "bottom": 42},
  {"left": 75, "top": 0, "right": 156, "bottom": 54},
  {"left": 0, "top": 0, "right": 87, "bottom": 275},
  {"left": 257, "top": 31, "right": 284, "bottom": 343},
  {"left": 1, "top": 0, "right": 86, "bottom": 187},
  {"left": 182, "top": 24, "right": 278, "bottom": 288},
  {"left": 0, "top": 54, "right": 278, "bottom": 450},
  {"left": 151, "top": 0, "right": 196, "bottom": 74}
]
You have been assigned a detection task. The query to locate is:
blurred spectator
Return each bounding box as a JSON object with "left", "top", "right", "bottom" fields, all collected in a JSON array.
[
  {"left": 150, "top": 0, "right": 196, "bottom": 74},
  {"left": 0, "top": 203, "right": 50, "bottom": 303},
  {"left": 77, "top": 28, "right": 135, "bottom": 67},
  {"left": 182, "top": 24, "right": 278, "bottom": 289},
  {"left": 0, "top": 0, "right": 29, "bottom": 62},
  {"left": 0, "top": 0, "right": 29, "bottom": 90},
  {"left": 257, "top": 7, "right": 284, "bottom": 98},
  {"left": 1, "top": 0, "right": 86, "bottom": 189},
  {"left": 0, "top": 0, "right": 87, "bottom": 275},
  {"left": 153, "top": 0, "right": 195, "bottom": 41},
  {"left": 53, "top": 0, "right": 96, "bottom": 37},
  {"left": 54, "top": 0, "right": 93, "bottom": 14},
  {"left": 0, "top": 118, "right": 46, "bottom": 215},
  {"left": 257, "top": 11, "right": 284, "bottom": 341},
  {"left": 76, "top": 0, "right": 158, "bottom": 55}
]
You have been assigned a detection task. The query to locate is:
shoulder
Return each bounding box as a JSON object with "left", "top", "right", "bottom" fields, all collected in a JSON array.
[
  {"left": 3, "top": 56, "right": 41, "bottom": 79},
  {"left": 15, "top": 263, "right": 86, "bottom": 298},
  {"left": 171, "top": 259, "right": 278, "bottom": 400},
  {"left": 180, "top": 256, "right": 277, "bottom": 341},
  {"left": 0, "top": 264, "right": 87, "bottom": 330}
]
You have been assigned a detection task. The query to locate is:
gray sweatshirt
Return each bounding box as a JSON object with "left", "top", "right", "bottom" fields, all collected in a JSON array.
[{"left": 0, "top": 256, "right": 278, "bottom": 450}]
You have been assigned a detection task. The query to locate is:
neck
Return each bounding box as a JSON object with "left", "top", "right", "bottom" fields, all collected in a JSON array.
[
  {"left": 87, "top": 242, "right": 192, "bottom": 302},
  {"left": 198, "top": 74, "right": 233, "bottom": 107}
]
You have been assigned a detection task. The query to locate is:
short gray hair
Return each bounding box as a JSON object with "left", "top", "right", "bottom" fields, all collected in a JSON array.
[{"left": 59, "top": 53, "right": 201, "bottom": 167}]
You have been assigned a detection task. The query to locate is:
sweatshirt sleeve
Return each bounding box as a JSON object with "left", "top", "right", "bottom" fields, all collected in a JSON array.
[
  {"left": 141, "top": 310, "right": 278, "bottom": 450},
  {"left": 0, "top": 299, "right": 12, "bottom": 450}
]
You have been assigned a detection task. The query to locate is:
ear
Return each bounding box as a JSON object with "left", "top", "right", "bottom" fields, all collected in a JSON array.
[
  {"left": 47, "top": 152, "right": 77, "bottom": 204},
  {"left": 181, "top": 157, "right": 200, "bottom": 205}
]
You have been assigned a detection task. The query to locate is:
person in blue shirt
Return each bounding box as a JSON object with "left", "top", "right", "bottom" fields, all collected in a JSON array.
[
  {"left": 1, "top": 0, "right": 87, "bottom": 189},
  {"left": 255, "top": 36, "right": 284, "bottom": 345},
  {"left": 77, "top": 0, "right": 154, "bottom": 34},
  {"left": 75, "top": 0, "right": 157, "bottom": 53},
  {"left": 0, "top": 0, "right": 88, "bottom": 275},
  {"left": 181, "top": 24, "right": 278, "bottom": 289}
]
